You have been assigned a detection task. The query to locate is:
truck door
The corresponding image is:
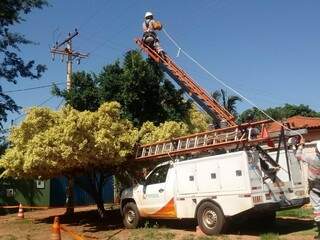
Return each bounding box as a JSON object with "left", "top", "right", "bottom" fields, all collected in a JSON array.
[{"left": 140, "top": 164, "right": 172, "bottom": 217}]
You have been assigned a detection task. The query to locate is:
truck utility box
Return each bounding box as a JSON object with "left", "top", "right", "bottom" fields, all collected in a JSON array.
[{"left": 121, "top": 149, "right": 308, "bottom": 235}]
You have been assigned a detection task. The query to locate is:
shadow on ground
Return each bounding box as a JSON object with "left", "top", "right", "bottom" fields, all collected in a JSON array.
[
  {"left": 227, "top": 217, "right": 314, "bottom": 236},
  {"left": 35, "top": 208, "right": 315, "bottom": 236},
  {"left": 36, "top": 209, "right": 122, "bottom": 233}
]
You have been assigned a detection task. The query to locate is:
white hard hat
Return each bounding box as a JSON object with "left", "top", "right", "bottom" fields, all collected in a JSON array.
[{"left": 145, "top": 11, "right": 153, "bottom": 18}]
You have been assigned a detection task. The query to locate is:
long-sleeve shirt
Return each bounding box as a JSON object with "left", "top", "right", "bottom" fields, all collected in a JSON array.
[
  {"left": 296, "top": 146, "right": 320, "bottom": 180},
  {"left": 142, "top": 19, "right": 156, "bottom": 33}
]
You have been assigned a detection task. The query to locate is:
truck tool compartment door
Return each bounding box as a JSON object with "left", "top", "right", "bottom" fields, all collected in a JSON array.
[
  {"left": 176, "top": 163, "right": 197, "bottom": 194},
  {"left": 219, "top": 152, "right": 248, "bottom": 192},
  {"left": 140, "top": 164, "right": 171, "bottom": 217}
]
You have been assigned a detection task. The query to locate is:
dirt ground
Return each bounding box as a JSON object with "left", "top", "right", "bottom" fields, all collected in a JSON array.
[{"left": 0, "top": 205, "right": 317, "bottom": 240}]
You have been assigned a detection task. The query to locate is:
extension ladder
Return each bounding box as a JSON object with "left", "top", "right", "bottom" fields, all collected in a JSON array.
[
  {"left": 135, "top": 38, "right": 236, "bottom": 127},
  {"left": 135, "top": 120, "right": 274, "bottom": 161}
]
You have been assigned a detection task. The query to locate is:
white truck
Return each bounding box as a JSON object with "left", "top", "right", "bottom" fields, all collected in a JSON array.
[{"left": 120, "top": 147, "right": 309, "bottom": 235}]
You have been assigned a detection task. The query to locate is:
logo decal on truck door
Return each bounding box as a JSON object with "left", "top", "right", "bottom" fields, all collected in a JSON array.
[{"left": 140, "top": 198, "right": 177, "bottom": 218}]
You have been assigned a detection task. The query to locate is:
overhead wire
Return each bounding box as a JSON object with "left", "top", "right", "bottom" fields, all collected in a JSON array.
[
  {"left": 3, "top": 82, "right": 64, "bottom": 94},
  {"left": 12, "top": 95, "right": 56, "bottom": 124},
  {"left": 162, "top": 28, "right": 303, "bottom": 138},
  {"left": 55, "top": 99, "right": 65, "bottom": 110},
  {"left": 77, "top": 0, "right": 140, "bottom": 57},
  {"left": 77, "top": 0, "right": 112, "bottom": 31}
]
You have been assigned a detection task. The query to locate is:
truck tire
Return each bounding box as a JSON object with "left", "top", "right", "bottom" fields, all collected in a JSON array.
[
  {"left": 123, "top": 202, "right": 140, "bottom": 229},
  {"left": 197, "top": 201, "right": 225, "bottom": 235}
]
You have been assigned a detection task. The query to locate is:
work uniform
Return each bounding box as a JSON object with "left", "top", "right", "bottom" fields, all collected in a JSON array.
[
  {"left": 142, "top": 19, "right": 163, "bottom": 54},
  {"left": 296, "top": 145, "right": 320, "bottom": 237}
]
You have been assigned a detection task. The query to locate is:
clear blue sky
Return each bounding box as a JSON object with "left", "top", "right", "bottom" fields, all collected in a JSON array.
[{"left": 4, "top": 0, "right": 320, "bottom": 127}]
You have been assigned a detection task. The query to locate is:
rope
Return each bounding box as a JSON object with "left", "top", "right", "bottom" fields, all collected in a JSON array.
[{"left": 162, "top": 28, "right": 303, "bottom": 138}]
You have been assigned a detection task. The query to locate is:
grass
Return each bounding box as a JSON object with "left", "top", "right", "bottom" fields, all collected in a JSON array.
[
  {"left": 127, "top": 227, "right": 229, "bottom": 240},
  {"left": 128, "top": 228, "right": 176, "bottom": 240},
  {"left": 260, "top": 233, "right": 282, "bottom": 240},
  {"left": 0, "top": 236, "right": 18, "bottom": 240},
  {"left": 277, "top": 207, "right": 313, "bottom": 219},
  {"left": 181, "top": 234, "right": 220, "bottom": 240}
]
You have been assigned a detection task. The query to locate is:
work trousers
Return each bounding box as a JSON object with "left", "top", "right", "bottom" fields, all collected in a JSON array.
[
  {"left": 142, "top": 32, "right": 163, "bottom": 54},
  {"left": 310, "top": 189, "right": 320, "bottom": 222}
]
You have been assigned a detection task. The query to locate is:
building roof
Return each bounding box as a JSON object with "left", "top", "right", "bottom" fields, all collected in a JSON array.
[{"left": 267, "top": 115, "right": 320, "bottom": 132}]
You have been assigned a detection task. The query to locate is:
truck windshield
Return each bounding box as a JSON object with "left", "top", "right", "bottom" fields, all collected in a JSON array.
[{"left": 146, "top": 164, "right": 169, "bottom": 185}]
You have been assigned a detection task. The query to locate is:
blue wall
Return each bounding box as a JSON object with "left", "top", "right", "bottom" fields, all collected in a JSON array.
[{"left": 50, "top": 176, "right": 114, "bottom": 206}]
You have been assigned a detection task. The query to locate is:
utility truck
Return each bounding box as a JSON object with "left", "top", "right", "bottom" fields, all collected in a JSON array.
[
  {"left": 120, "top": 39, "right": 309, "bottom": 235},
  {"left": 121, "top": 147, "right": 308, "bottom": 235}
]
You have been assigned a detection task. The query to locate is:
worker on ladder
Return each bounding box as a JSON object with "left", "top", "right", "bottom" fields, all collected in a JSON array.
[
  {"left": 142, "top": 11, "right": 165, "bottom": 57},
  {"left": 296, "top": 138, "right": 320, "bottom": 240}
]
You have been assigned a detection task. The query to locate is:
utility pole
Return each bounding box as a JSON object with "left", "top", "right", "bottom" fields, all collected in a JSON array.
[
  {"left": 50, "top": 29, "right": 89, "bottom": 90},
  {"left": 50, "top": 29, "right": 88, "bottom": 215}
]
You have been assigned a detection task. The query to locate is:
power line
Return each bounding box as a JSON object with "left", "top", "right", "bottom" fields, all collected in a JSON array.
[
  {"left": 3, "top": 82, "right": 64, "bottom": 94},
  {"left": 78, "top": 0, "right": 112, "bottom": 31},
  {"left": 12, "top": 95, "right": 56, "bottom": 124},
  {"left": 77, "top": 0, "right": 139, "bottom": 56},
  {"left": 55, "top": 99, "right": 65, "bottom": 110},
  {"left": 79, "top": 0, "right": 139, "bottom": 43},
  {"left": 89, "top": 22, "right": 133, "bottom": 55}
]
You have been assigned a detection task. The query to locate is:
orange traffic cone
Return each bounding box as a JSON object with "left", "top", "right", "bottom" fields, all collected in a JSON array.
[
  {"left": 51, "top": 216, "right": 61, "bottom": 240},
  {"left": 17, "top": 203, "right": 24, "bottom": 219}
]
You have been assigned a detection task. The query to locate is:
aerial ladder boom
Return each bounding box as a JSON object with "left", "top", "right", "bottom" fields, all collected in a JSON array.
[
  {"left": 136, "top": 38, "right": 236, "bottom": 127},
  {"left": 134, "top": 37, "right": 306, "bottom": 193},
  {"left": 135, "top": 38, "right": 299, "bottom": 162}
]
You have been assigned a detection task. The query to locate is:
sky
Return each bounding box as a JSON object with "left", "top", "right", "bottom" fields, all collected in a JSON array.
[{"left": 3, "top": 0, "right": 320, "bottom": 128}]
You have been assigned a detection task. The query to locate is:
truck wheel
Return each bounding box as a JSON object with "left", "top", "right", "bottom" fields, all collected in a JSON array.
[
  {"left": 197, "top": 201, "right": 225, "bottom": 235},
  {"left": 123, "top": 202, "right": 140, "bottom": 229}
]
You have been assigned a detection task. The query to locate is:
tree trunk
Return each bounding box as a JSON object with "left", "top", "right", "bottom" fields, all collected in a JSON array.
[
  {"left": 65, "top": 175, "right": 74, "bottom": 215},
  {"left": 96, "top": 197, "right": 107, "bottom": 219},
  {"left": 75, "top": 170, "right": 110, "bottom": 219}
]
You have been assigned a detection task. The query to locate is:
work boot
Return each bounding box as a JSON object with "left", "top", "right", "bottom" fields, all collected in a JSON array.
[{"left": 315, "top": 222, "right": 320, "bottom": 240}]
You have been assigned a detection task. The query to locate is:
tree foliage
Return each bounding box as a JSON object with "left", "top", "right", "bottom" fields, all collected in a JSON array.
[
  {"left": 98, "top": 50, "right": 192, "bottom": 126},
  {"left": 54, "top": 50, "right": 192, "bottom": 126},
  {"left": 211, "top": 89, "right": 242, "bottom": 117},
  {"left": 139, "top": 106, "right": 210, "bottom": 145},
  {"left": 238, "top": 104, "right": 320, "bottom": 123},
  {"left": 0, "top": 102, "right": 138, "bottom": 179},
  {"left": 0, "top": 100, "right": 207, "bottom": 217},
  {"left": 52, "top": 71, "right": 100, "bottom": 112},
  {"left": 0, "top": 0, "right": 47, "bottom": 127}
]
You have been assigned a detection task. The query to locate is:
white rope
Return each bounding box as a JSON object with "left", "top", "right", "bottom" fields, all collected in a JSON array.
[{"left": 162, "top": 28, "right": 303, "bottom": 138}]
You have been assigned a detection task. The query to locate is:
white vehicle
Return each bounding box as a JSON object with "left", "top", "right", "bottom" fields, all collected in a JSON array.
[{"left": 121, "top": 147, "right": 308, "bottom": 235}]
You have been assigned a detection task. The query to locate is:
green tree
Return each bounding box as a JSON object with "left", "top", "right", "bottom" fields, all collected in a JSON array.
[
  {"left": 211, "top": 89, "right": 242, "bottom": 117},
  {"left": 0, "top": 102, "right": 138, "bottom": 218},
  {"left": 238, "top": 104, "right": 320, "bottom": 123},
  {"left": 96, "top": 50, "right": 192, "bottom": 126},
  {"left": 52, "top": 50, "right": 208, "bottom": 213},
  {"left": 54, "top": 51, "right": 191, "bottom": 126},
  {"left": 0, "top": 0, "right": 47, "bottom": 128},
  {"left": 52, "top": 71, "right": 100, "bottom": 111}
]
